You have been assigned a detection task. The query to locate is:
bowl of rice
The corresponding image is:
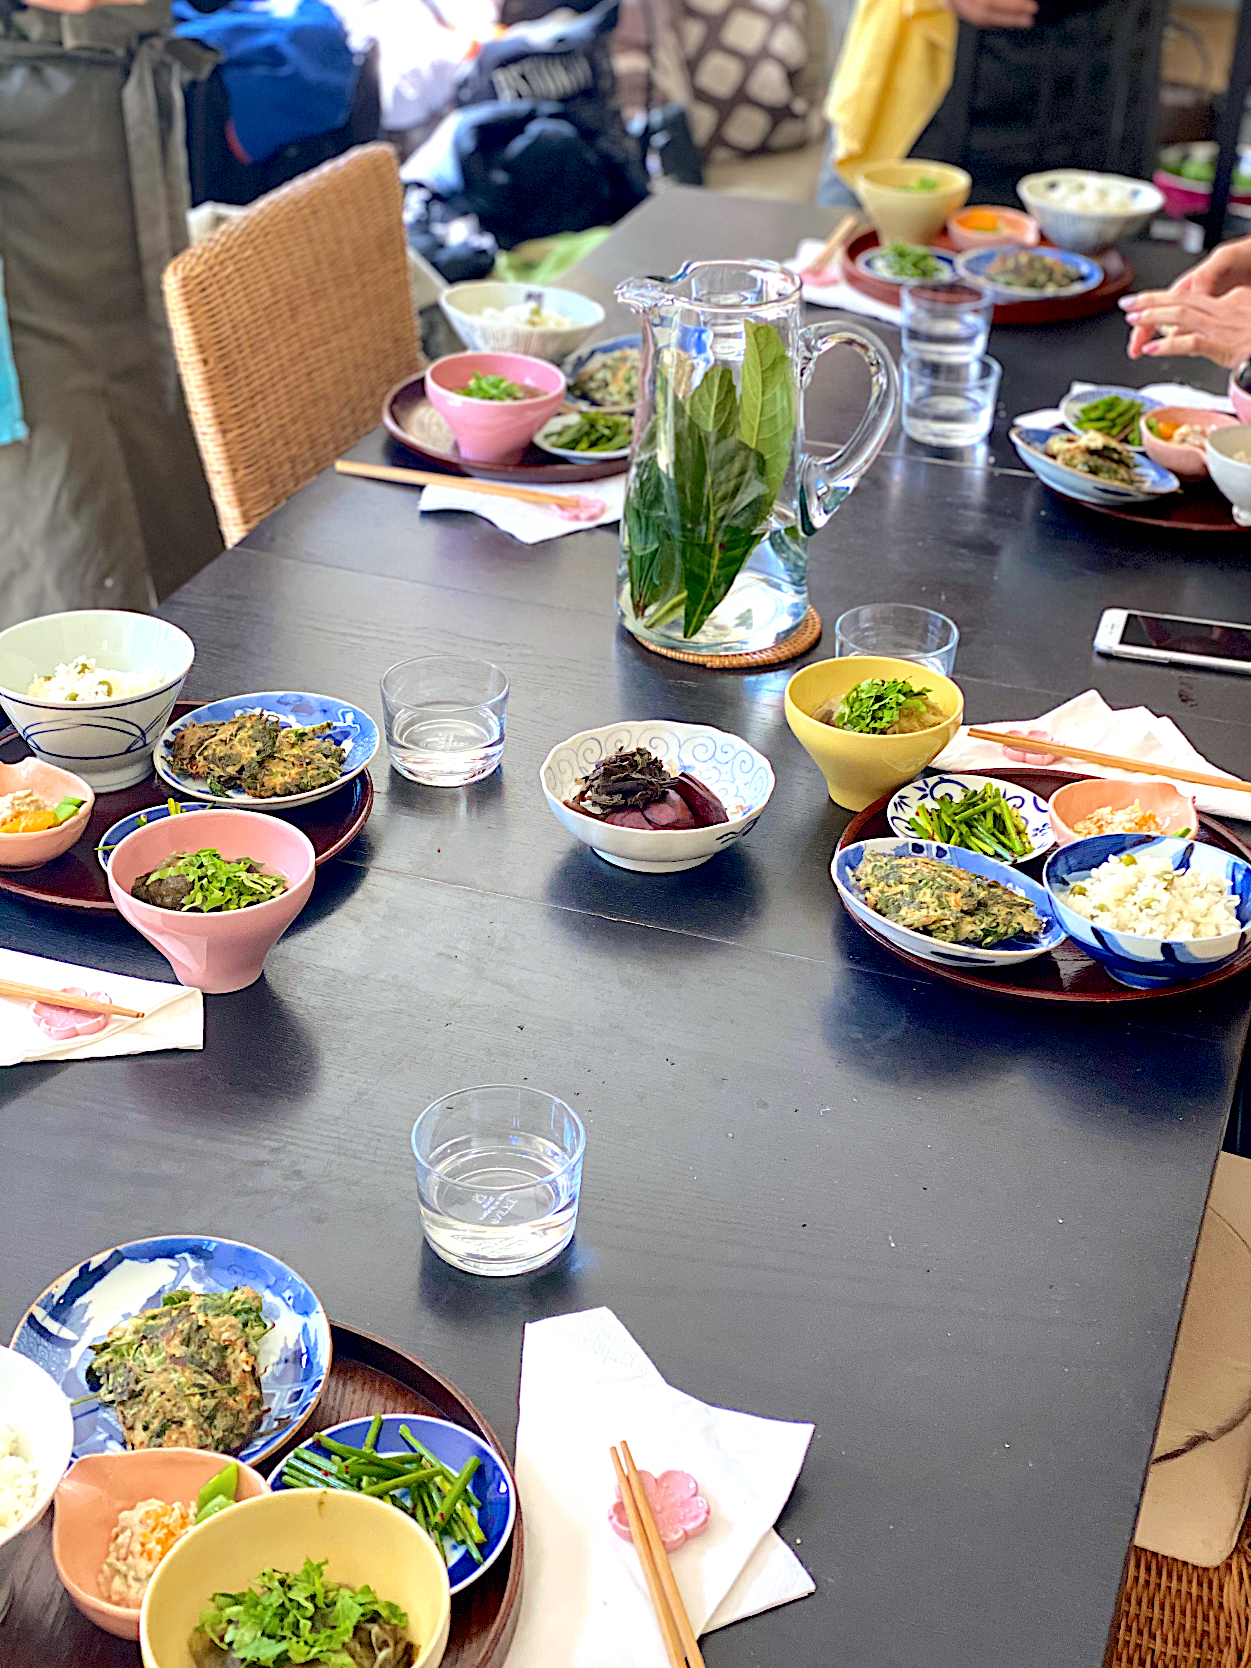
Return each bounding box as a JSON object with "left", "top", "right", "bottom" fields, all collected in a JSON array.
[
  {"left": 1016, "top": 170, "right": 1164, "bottom": 252},
  {"left": 0, "top": 1345, "right": 74, "bottom": 1621},
  {"left": 439, "top": 281, "right": 605, "bottom": 363},
  {"left": 0, "top": 610, "right": 195, "bottom": 792},
  {"left": 1043, "top": 834, "right": 1251, "bottom": 988}
]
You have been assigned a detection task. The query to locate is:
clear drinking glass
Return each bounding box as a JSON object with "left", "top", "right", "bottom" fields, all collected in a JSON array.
[
  {"left": 380, "top": 656, "right": 507, "bottom": 786},
  {"left": 901, "top": 281, "right": 993, "bottom": 363},
  {"left": 834, "top": 603, "right": 959, "bottom": 674},
  {"left": 901, "top": 354, "right": 1001, "bottom": 448},
  {"left": 412, "top": 1085, "right": 585, "bottom": 1277}
]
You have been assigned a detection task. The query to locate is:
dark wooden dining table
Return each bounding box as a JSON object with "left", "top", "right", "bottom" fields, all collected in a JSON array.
[{"left": 2, "top": 187, "right": 1249, "bottom": 1668}]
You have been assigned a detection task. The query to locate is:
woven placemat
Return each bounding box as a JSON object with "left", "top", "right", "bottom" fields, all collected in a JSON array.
[{"left": 635, "top": 606, "right": 822, "bottom": 670}]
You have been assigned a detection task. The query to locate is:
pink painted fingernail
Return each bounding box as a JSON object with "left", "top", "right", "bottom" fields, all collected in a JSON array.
[{"left": 1143, "top": 340, "right": 1161, "bottom": 354}]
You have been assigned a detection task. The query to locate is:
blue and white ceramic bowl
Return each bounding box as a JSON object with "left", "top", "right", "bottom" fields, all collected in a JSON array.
[
  {"left": 1043, "top": 833, "right": 1251, "bottom": 989},
  {"left": 154, "top": 691, "right": 378, "bottom": 810},
  {"left": 562, "top": 334, "right": 641, "bottom": 412},
  {"left": 95, "top": 799, "right": 210, "bottom": 870},
  {"left": 1059, "top": 384, "right": 1162, "bottom": 451},
  {"left": 541, "top": 720, "right": 774, "bottom": 873},
  {"left": 10, "top": 1236, "right": 331, "bottom": 1465},
  {"left": 271, "top": 1414, "right": 515, "bottom": 1596},
  {"left": 887, "top": 771, "right": 1054, "bottom": 863},
  {"left": 0, "top": 611, "right": 194, "bottom": 793},
  {"left": 1010, "top": 426, "right": 1180, "bottom": 506},
  {"left": 833, "top": 837, "right": 1066, "bottom": 967},
  {"left": 855, "top": 245, "right": 957, "bottom": 286},
  {"left": 954, "top": 244, "right": 1102, "bottom": 300}
]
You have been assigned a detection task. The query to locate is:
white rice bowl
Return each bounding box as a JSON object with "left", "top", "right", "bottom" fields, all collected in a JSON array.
[{"left": 1062, "top": 851, "right": 1238, "bottom": 939}]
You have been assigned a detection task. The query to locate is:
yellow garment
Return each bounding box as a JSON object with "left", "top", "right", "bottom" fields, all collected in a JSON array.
[{"left": 826, "top": 0, "right": 958, "bottom": 185}]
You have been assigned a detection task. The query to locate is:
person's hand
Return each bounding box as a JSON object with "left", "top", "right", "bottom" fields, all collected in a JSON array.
[
  {"left": 1122, "top": 286, "right": 1251, "bottom": 368},
  {"left": 1171, "top": 236, "right": 1251, "bottom": 299},
  {"left": 949, "top": 0, "right": 1037, "bottom": 26},
  {"left": 20, "top": 0, "right": 148, "bottom": 11}
]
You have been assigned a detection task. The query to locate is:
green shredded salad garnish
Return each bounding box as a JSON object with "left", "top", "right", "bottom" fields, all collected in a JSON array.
[
  {"left": 140, "top": 847, "right": 286, "bottom": 912},
  {"left": 195, "top": 1558, "right": 408, "bottom": 1665},
  {"left": 830, "top": 676, "right": 934, "bottom": 735}
]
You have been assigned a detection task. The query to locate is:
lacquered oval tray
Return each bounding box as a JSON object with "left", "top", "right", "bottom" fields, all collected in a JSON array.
[
  {"left": 0, "top": 700, "right": 372, "bottom": 912},
  {"left": 1037, "top": 473, "right": 1245, "bottom": 534},
  {"left": 262, "top": 1322, "right": 523, "bottom": 1668},
  {"left": 836, "top": 767, "right": 1251, "bottom": 1003},
  {"left": 384, "top": 375, "right": 630, "bottom": 484},
  {"left": 839, "top": 229, "right": 1133, "bottom": 324}
]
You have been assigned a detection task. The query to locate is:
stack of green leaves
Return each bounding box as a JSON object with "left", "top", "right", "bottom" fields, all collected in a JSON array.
[
  {"left": 907, "top": 782, "right": 1033, "bottom": 860},
  {"left": 279, "top": 1418, "right": 486, "bottom": 1568},
  {"left": 624, "top": 319, "right": 794, "bottom": 640},
  {"left": 195, "top": 1557, "right": 407, "bottom": 1665}
]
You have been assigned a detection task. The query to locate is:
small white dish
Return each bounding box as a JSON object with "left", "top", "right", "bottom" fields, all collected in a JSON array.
[
  {"left": 540, "top": 720, "right": 774, "bottom": 873},
  {"left": 1206, "top": 425, "right": 1251, "bottom": 526},
  {"left": 534, "top": 413, "right": 632, "bottom": 463},
  {"left": 0, "top": 1345, "right": 74, "bottom": 1621},
  {"left": 887, "top": 771, "right": 1054, "bottom": 864},
  {"left": 855, "top": 245, "right": 956, "bottom": 287}
]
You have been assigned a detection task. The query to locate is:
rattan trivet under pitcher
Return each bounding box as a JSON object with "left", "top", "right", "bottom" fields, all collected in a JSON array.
[{"left": 632, "top": 606, "right": 822, "bottom": 670}]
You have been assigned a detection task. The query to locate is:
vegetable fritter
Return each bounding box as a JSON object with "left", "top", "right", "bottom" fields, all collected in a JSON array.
[
  {"left": 169, "top": 713, "right": 345, "bottom": 797},
  {"left": 854, "top": 851, "right": 1042, "bottom": 947}
]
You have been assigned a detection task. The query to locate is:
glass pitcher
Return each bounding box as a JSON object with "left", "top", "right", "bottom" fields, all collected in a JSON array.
[{"left": 615, "top": 259, "right": 898, "bottom": 657}]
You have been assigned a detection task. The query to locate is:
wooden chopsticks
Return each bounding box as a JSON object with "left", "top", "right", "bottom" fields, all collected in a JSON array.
[
  {"left": 334, "top": 457, "right": 591, "bottom": 511},
  {"left": 800, "top": 210, "right": 862, "bottom": 279},
  {"left": 966, "top": 727, "right": 1251, "bottom": 795},
  {"left": 610, "top": 1440, "right": 705, "bottom": 1668},
  {"left": 0, "top": 980, "right": 144, "bottom": 1019}
]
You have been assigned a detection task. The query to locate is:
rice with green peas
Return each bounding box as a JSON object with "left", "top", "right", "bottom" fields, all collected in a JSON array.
[
  {"left": 1062, "top": 851, "right": 1239, "bottom": 939},
  {"left": 0, "top": 1421, "right": 38, "bottom": 1530}
]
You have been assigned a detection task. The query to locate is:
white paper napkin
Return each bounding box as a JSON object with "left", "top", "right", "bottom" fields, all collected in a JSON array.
[
  {"left": 506, "top": 1308, "right": 814, "bottom": 1667},
  {"left": 934, "top": 689, "right": 1251, "bottom": 823},
  {"left": 788, "top": 240, "right": 902, "bottom": 326},
  {"left": 1014, "top": 380, "right": 1234, "bottom": 430},
  {"left": 0, "top": 948, "right": 202, "bottom": 1066},
  {"left": 418, "top": 473, "right": 626, "bottom": 544}
]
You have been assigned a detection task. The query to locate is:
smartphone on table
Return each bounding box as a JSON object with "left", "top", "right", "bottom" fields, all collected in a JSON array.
[{"left": 1094, "top": 609, "right": 1251, "bottom": 676}]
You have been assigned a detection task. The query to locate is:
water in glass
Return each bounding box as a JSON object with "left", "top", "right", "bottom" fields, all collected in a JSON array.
[{"left": 380, "top": 656, "right": 507, "bottom": 787}]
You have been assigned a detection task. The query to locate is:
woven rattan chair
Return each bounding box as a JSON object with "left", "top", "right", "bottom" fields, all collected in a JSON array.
[
  {"left": 163, "top": 143, "right": 422, "bottom": 546},
  {"left": 1113, "top": 1512, "right": 1251, "bottom": 1668}
]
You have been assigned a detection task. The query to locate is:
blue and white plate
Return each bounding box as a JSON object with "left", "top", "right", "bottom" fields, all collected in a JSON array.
[
  {"left": 154, "top": 691, "right": 378, "bottom": 810},
  {"left": 534, "top": 412, "right": 632, "bottom": 463},
  {"left": 955, "top": 245, "right": 1102, "bottom": 301},
  {"left": 9, "top": 1236, "right": 332, "bottom": 1464},
  {"left": 1010, "top": 426, "right": 1180, "bottom": 506},
  {"left": 271, "top": 1414, "right": 515, "bottom": 1596},
  {"left": 1043, "top": 833, "right": 1251, "bottom": 989},
  {"left": 887, "top": 771, "right": 1054, "bottom": 863},
  {"left": 562, "top": 333, "right": 641, "bottom": 412},
  {"left": 855, "top": 245, "right": 956, "bottom": 287},
  {"left": 95, "top": 798, "right": 210, "bottom": 871},
  {"left": 1059, "top": 385, "right": 1162, "bottom": 451},
  {"left": 833, "top": 837, "right": 1066, "bottom": 968}
]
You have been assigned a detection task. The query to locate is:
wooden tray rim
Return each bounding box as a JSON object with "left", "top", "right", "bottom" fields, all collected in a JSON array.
[
  {"left": 838, "top": 228, "right": 1133, "bottom": 325},
  {"left": 0, "top": 702, "right": 374, "bottom": 912},
  {"left": 1037, "top": 476, "right": 1245, "bottom": 534},
  {"left": 265, "top": 1319, "right": 524, "bottom": 1668},
  {"left": 835, "top": 767, "right": 1251, "bottom": 1004}
]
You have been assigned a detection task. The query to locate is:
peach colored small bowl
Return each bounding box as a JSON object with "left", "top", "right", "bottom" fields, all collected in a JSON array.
[
  {"left": 425, "top": 351, "right": 566, "bottom": 464},
  {"left": 106, "top": 808, "right": 315, "bottom": 992},
  {"left": 0, "top": 756, "right": 93, "bottom": 868},
  {"left": 1140, "top": 405, "right": 1237, "bottom": 479},
  {"left": 1048, "top": 777, "right": 1198, "bottom": 847},
  {"left": 946, "top": 205, "right": 1040, "bottom": 251},
  {"left": 53, "top": 1448, "right": 267, "bottom": 1640}
]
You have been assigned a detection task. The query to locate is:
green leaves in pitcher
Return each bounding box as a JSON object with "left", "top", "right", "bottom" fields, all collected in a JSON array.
[{"left": 624, "top": 322, "right": 795, "bottom": 640}]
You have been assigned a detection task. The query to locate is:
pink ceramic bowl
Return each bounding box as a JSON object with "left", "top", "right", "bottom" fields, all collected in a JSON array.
[
  {"left": 1229, "top": 366, "right": 1251, "bottom": 426},
  {"left": 53, "top": 1448, "right": 267, "bottom": 1639},
  {"left": 1048, "top": 777, "right": 1198, "bottom": 847},
  {"left": 425, "top": 351, "right": 566, "bottom": 463},
  {"left": 945, "top": 205, "right": 1040, "bottom": 251},
  {"left": 106, "top": 808, "right": 315, "bottom": 992},
  {"left": 0, "top": 756, "right": 93, "bottom": 868},
  {"left": 1140, "top": 405, "right": 1237, "bottom": 479}
]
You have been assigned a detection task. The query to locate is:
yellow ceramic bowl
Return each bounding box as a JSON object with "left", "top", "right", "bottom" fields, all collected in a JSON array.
[
  {"left": 785, "top": 656, "right": 964, "bottom": 811},
  {"left": 855, "top": 160, "right": 972, "bottom": 246},
  {"left": 140, "top": 1488, "right": 451, "bottom": 1668}
]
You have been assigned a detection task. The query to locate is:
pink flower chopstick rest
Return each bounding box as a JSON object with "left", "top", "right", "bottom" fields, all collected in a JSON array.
[
  {"left": 609, "top": 1469, "right": 711, "bottom": 1552},
  {"left": 30, "top": 988, "right": 111, "bottom": 1041}
]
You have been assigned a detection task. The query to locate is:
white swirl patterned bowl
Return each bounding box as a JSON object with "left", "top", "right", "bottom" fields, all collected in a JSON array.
[
  {"left": 540, "top": 720, "right": 774, "bottom": 873},
  {"left": 887, "top": 771, "right": 1054, "bottom": 864},
  {"left": 0, "top": 611, "right": 194, "bottom": 792}
]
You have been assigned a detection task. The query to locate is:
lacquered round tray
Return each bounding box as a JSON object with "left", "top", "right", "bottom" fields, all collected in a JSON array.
[
  {"left": 383, "top": 376, "right": 631, "bottom": 484},
  {"left": 836, "top": 767, "right": 1251, "bottom": 1003},
  {"left": 839, "top": 229, "right": 1133, "bottom": 324},
  {"left": 1036, "top": 473, "right": 1245, "bottom": 534},
  {"left": 0, "top": 700, "right": 372, "bottom": 912}
]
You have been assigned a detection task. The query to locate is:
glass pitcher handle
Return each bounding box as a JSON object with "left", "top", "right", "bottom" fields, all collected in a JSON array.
[{"left": 796, "top": 323, "right": 898, "bottom": 533}]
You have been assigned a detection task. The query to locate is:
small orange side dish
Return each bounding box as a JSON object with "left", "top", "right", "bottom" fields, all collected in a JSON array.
[
  {"left": 959, "top": 209, "right": 1000, "bottom": 232},
  {"left": 1, "top": 808, "right": 57, "bottom": 833}
]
